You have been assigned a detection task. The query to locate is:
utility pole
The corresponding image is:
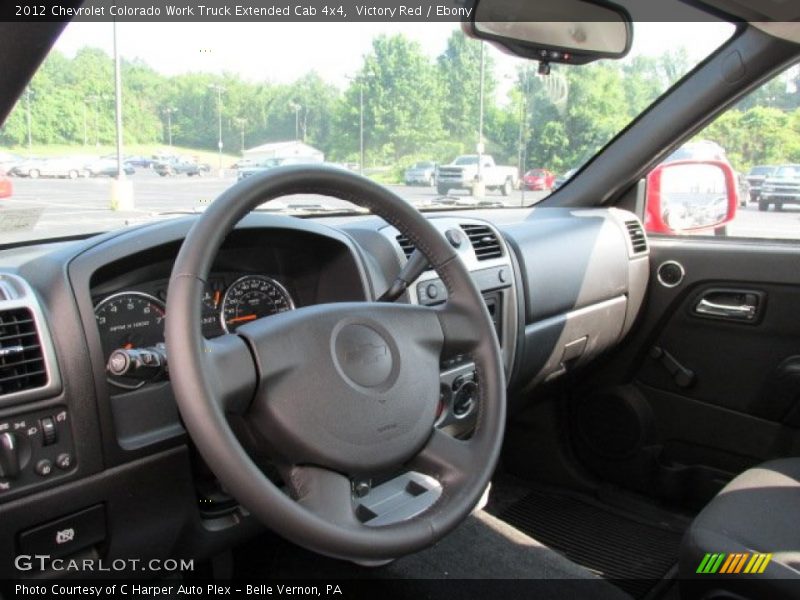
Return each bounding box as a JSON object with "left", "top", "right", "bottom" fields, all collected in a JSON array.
[{"left": 208, "top": 84, "right": 225, "bottom": 175}]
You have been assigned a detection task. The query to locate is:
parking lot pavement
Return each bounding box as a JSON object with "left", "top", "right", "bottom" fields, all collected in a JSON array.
[{"left": 0, "top": 173, "right": 797, "bottom": 243}]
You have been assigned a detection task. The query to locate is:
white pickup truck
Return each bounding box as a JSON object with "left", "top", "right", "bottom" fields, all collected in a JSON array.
[{"left": 436, "top": 155, "right": 519, "bottom": 196}]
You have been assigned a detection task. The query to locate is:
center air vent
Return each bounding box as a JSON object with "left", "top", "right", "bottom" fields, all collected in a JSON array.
[
  {"left": 0, "top": 308, "right": 47, "bottom": 396},
  {"left": 395, "top": 234, "right": 415, "bottom": 260},
  {"left": 461, "top": 224, "right": 503, "bottom": 261},
  {"left": 625, "top": 220, "right": 648, "bottom": 255}
]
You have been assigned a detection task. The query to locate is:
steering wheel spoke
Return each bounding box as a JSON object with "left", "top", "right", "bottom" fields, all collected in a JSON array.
[
  {"left": 408, "top": 428, "right": 474, "bottom": 487},
  {"left": 202, "top": 334, "right": 257, "bottom": 414},
  {"left": 286, "top": 465, "right": 364, "bottom": 529},
  {"left": 436, "top": 298, "right": 485, "bottom": 359}
]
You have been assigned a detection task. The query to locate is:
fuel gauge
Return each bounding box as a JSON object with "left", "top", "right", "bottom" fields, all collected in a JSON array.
[{"left": 201, "top": 280, "right": 226, "bottom": 338}]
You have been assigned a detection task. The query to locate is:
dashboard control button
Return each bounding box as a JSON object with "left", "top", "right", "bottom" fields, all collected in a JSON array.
[
  {"left": 426, "top": 284, "right": 439, "bottom": 299},
  {"left": 35, "top": 459, "right": 53, "bottom": 477},
  {"left": 40, "top": 417, "right": 57, "bottom": 446},
  {"left": 18, "top": 505, "right": 106, "bottom": 559},
  {"left": 498, "top": 268, "right": 508, "bottom": 283},
  {"left": 56, "top": 453, "right": 74, "bottom": 471}
]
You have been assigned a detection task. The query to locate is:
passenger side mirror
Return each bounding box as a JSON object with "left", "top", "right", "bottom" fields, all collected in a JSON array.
[{"left": 645, "top": 160, "right": 738, "bottom": 235}]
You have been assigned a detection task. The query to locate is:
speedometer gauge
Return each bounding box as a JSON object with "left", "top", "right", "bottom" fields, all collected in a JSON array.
[{"left": 221, "top": 275, "right": 294, "bottom": 332}]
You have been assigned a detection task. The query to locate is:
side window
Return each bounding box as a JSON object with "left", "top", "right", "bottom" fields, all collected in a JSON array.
[{"left": 645, "top": 63, "right": 800, "bottom": 240}]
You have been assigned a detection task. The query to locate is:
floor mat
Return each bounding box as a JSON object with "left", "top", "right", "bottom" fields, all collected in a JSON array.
[{"left": 496, "top": 487, "right": 684, "bottom": 599}]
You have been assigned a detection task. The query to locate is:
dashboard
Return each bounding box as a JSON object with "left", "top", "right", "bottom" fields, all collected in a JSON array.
[{"left": 0, "top": 205, "right": 648, "bottom": 578}]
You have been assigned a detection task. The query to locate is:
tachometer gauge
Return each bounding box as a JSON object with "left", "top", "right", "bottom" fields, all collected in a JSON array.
[
  {"left": 94, "top": 292, "right": 166, "bottom": 388},
  {"left": 221, "top": 275, "right": 294, "bottom": 332}
]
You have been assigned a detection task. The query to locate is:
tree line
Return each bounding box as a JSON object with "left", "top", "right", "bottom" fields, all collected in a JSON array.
[{"left": 1, "top": 30, "right": 798, "bottom": 174}]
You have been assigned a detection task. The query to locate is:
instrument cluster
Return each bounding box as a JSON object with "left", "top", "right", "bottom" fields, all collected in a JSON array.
[{"left": 94, "top": 274, "right": 294, "bottom": 388}]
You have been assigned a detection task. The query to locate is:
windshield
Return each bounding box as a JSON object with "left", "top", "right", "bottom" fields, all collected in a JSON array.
[
  {"left": 0, "top": 20, "right": 733, "bottom": 243},
  {"left": 773, "top": 165, "right": 800, "bottom": 178},
  {"left": 749, "top": 166, "right": 774, "bottom": 176}
]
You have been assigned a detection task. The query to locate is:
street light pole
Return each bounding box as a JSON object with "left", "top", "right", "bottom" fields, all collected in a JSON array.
[
  {"left": 519, "top": 69, "right": 530, "bottom": 207},
  {"left": 162, "top": 107, "right": 177, "bottom": 147},
  {"left": 209, "top": 84, "right": 225, "bottom": 174},
  {"left": 477, "top": 41, "right": 485, "bottom": 184},
  {"left": 359, "top": 84, "right": 364, "bottom": 175},
  {"left": 110, "top": 20, "right": 134, "bottom": 212},
  {"left": 24, "top": 88, "right": 33, "bottom": 152},
  {"left": 113, "top": 19, "right": 124, "bottom": 181},
  {"left": 288, "top": 102, "right": 300, "bottom": 141},
  {"left": 234, "top": 117, "right": 247, "bottom": 154}
]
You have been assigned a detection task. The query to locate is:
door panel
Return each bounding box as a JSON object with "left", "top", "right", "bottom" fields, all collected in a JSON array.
[{"left": 569, "top": 239, "right": 800, "bottom": 509}]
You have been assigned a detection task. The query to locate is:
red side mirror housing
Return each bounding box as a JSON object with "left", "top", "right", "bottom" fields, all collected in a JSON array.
[
  {"left": 0, "top": 175, "right": 13, "bottom": 199},
  {"left": 646, "top": 159, "right": 737, "bottom": 235}
]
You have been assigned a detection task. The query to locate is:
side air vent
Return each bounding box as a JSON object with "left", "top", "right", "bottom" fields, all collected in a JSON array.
[
  {"left": 0, "top": 308, "right": 47, "bottom": 396},
  {"left": 395, "top": 234, "right": 415, "bottom": 260},
  {"left": 461, "top": 224, "right": 503, "bottom": 261},
  {"left": 625, "top": 220, "right": 648, "bottom": 255}
]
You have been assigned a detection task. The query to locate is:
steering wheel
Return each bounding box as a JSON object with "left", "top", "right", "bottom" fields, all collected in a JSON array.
[{"left": 165, "top": 165, "right": 506, "bottom": 561}]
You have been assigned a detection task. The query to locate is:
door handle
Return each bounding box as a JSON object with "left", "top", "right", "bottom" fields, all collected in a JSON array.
[{"left": 695, "top": 298, "right": 756, "bottom": 320}]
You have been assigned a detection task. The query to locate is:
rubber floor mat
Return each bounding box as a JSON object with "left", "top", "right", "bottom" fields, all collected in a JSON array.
[{"left": 498, "top": 488, "right": 684, "bottom": 598}]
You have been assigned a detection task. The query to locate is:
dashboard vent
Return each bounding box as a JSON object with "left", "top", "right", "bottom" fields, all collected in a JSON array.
[
  {"left": 461, "top": 224, "right": 503, "bottom": 261},
  {"left": 625, "top": 220, "right": 648, "bottom": 255},
  {"left": 0, "top": 308, "right": 46, "bottom": 396},
  {"left": 395, "top": 234, "right": 415, "bottom": 260}
]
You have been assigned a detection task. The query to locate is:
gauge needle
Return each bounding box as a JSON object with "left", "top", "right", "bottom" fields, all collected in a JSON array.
[
  {"left": 228, "top": 314, "right": 257, "bottom": 324},
  {"left": 214, "top": 290, "right": 221, "bottom": 308},
  {"left": 123, "top": 342, "right": 133, "bottom": 350}
]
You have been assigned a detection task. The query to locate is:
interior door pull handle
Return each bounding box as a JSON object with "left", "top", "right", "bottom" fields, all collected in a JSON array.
[{"left": 695, "top": 298, "right": 756, "bottom": 320}]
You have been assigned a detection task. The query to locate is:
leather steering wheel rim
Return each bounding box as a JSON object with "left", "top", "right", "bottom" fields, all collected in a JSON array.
[{"left": 165, "top": 164, "right": 506, "bottom": 561}]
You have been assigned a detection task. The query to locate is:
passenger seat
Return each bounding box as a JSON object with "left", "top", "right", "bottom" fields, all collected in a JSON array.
[{"left": 680, "top": 458, "right": 800, "bottom": 599}]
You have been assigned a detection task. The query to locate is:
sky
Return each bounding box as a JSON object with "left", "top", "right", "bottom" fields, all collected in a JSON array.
[{"left": 53, "top": 21, "right": 736, "bottom": 93}]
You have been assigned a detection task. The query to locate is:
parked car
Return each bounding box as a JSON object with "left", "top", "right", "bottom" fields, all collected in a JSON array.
[
  {"left": 154, "top": 157, "right": 204, "bottom": 177},
  {"left": 36, "top": 156, "right": 90, "bottom": 179},
  {"left": 745, "top": 164, "right": 777, "bottom": 202},
  {"left": 237, "top": 156, "right": 323, "bottom": 181},
  {"left": 523, "top": 168, "right": 556, "bottom": 191},
  {"left": 436, "top": 155, "right": 519, "bottom": 196},
  {"left": 759, "top": 164, "right": 800, "bottom": 211},
  {"left": 0, "top": 174, "right": 12, "bottom": 198},
  {"left": 553, "top": 168, "right": 578, "bottom": 190},
  {"left": 84, "top": 158, "right": 135, "bottom": 177},
  {"left": 124, "top": 155, "right": 155, "bottom": 169},
  {"left": 404, "top": 161, "right": 437, "bottom": 187},
  {"left": 0, "top": 152, "right": 22, "bottom": 175},
  {"left": 8, "top": 157, "right": 45, "bottom": 178}
]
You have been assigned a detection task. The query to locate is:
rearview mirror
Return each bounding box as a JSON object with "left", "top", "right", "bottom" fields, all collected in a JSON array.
[
  {"left": 646, "top": 161, "right": 738, "bottom": 235},
  {"left": 468, "top": 0, "right": 632, "bottom": 65}
]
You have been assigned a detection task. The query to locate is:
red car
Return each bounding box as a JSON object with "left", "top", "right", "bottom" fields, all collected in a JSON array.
[
  {"left": 0, "top": 174, "right": 12, "bottom": 199},
  {"left": 523, "top": 168, "right": 556, "bottom": 191}
]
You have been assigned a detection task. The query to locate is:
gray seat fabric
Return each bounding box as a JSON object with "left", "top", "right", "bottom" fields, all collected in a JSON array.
[{"left": 680, "top": 458, "right": 800, "bottom": 599}]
